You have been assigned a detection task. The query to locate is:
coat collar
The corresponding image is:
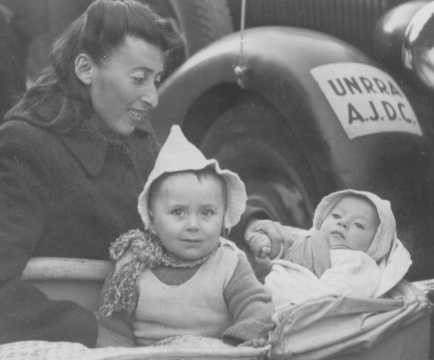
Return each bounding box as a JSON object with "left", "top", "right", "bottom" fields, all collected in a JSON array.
[
  {"left": 6, "top": 89, "right": 154, "bottom": 177},
  {"left": 60, "top": 127, "right": 108, "bottom": 176},
  {"left": 60, "top": 116, "right": 153, "bottom": 177}
]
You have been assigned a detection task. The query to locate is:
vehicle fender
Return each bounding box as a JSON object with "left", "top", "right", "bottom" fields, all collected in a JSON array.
[
  {"left": 154, "top": 26, "right": 370, "bottom": 141},
  {"left": 153, "top": 26, "right": 431, "bottom": 193}
]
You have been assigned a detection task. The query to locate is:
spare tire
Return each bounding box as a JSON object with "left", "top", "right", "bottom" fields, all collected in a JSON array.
[
  {"left": 199, "top": 93, "right": 316, "bottom": 238},
  {"left": 226, "top": 0, "right": 406, "bottom": 56},
  {"left": 145, "top": 0, "right": 233, "bottom": 59},
  {"left": 169, "top": 0, "right": 234, "bottom": 56}
]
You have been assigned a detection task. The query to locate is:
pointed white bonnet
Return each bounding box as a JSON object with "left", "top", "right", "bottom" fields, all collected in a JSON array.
[
  {"left": 312, "top": 189, "right": 397, "bottom": 262},
  {"left": 138, "top": 125, "right": 247, "bottom": 230}
]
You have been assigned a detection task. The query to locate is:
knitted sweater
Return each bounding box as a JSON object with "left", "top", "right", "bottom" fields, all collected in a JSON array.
[{"left": 133, "top": 240, "right": 274, "bottom": 345}]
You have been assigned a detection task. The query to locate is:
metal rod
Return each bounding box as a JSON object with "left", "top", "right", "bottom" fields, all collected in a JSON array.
[
  {"left": 239, "top": 0, "right": 246, "bottom": 64},
  {"left": 234, "top": 0, "right": 247, "bottom": 88}
]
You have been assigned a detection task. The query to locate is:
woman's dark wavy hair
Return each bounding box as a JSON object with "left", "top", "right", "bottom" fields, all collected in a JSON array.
[{"left": 9, "top": 0, "right": 183, "bottom": 130}]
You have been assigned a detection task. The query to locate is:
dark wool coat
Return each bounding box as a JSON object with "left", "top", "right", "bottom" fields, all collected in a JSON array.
[{"left": 0, "top": 93, "right": 159, "bottom": 346}]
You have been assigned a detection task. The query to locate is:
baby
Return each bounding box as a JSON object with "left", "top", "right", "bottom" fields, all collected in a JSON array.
[
  {"left": 247, "top": 190, "right": 412, "bottom": 307},
  {"left": 98, "top": 125, "right": 273, "bottom": 346}
]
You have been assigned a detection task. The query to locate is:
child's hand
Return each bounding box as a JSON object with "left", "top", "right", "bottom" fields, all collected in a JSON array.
[
  {"left": 244, "top": 219, "right": 285, "bottom": 259},
  {"left": 247, "top": 231, "right": 272, "bottom": 259}
]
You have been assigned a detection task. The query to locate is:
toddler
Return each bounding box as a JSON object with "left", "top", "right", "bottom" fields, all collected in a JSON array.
[
  {"left": 98, "top": 125, "right": 273, "bottom": 346},
  {"left": 247, "top": 190, "right": 412, "bottom": 307}
]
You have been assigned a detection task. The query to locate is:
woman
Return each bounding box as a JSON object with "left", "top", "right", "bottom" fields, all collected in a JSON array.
[
  {"left": 0, "top": 0, "right": 181, "bottom": 346},
  {"left": 0, "top": 0, "right": 284, "bottom": 347}
]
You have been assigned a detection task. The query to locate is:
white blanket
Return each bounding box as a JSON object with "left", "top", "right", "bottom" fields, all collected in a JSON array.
[{"left": 265, "top": 240, "right": 411, "bottom": 310}]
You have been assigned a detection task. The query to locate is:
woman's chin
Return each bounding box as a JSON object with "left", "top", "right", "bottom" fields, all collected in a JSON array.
[{"left": 112, "top": 123, "right": 136, "bottom": 136}]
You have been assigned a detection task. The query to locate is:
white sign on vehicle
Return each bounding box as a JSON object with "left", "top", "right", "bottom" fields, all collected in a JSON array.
[{"left": 310, "top": 63, "right": 422, "bottom": 139}]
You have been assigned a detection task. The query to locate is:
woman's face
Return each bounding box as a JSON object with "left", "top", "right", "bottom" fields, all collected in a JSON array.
[{"left": 89, "top": 35, "right": 164, "bottom": 136}]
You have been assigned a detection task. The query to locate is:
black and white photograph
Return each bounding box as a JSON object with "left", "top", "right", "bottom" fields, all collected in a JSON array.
[{"left": 0, "top": 1, "right": 433, "bottom": 359}]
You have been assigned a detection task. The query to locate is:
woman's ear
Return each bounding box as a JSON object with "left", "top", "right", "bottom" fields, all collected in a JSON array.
[{"left": 74, "top": 53, "right": 95, "bottom": 85}]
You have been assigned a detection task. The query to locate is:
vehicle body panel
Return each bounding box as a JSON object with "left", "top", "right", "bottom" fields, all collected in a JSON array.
[{"left": 153, "top": 27, "right": 434, "bottom": 279}]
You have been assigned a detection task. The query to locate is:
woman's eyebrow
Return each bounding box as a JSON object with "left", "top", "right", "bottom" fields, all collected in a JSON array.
[
  {"left": 131, "top": 66, "right": 152, "bottom": 73},
  {"left": 133, "top": 65, "right": 163, "bottom": 74}
]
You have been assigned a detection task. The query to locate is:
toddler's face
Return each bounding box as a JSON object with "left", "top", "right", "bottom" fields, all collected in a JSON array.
[
  {"left": 149, "top": 172, "right": 225, "bottom": 261},
  {"left": 320, "top": 196, "right": 379, "bottom": 252}
]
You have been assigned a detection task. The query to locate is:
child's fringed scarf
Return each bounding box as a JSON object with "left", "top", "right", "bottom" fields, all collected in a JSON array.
[{"left": 98, "top": 229, "right": 216, "bottom": 317}]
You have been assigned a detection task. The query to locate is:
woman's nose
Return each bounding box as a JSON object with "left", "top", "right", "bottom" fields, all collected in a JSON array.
[{"left": 141, "top": 82, "right": 159, "bottom": 108}]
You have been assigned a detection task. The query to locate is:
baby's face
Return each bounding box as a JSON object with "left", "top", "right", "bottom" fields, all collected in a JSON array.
[
  {"left": 320, "top": 196, "right": 379, "bottom": 252},
  {"left": 149, "top": 172, "right": 225, "bottom": 261}
]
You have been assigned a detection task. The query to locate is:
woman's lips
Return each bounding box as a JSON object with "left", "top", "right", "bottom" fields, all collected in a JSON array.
[
  {"left": 128, "top": 105, "right": 153, "bottom": 123},
  {"left": 128, "top": 109, "right": 145, "bottom": 123}
]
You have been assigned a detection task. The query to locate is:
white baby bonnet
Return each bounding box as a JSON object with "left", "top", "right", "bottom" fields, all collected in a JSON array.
[
  {"left": 312, "top": 189, "right": 412, "bottom": 296},
  {"left": 138, "top": 125, "right": 247, "bottom": 231}
]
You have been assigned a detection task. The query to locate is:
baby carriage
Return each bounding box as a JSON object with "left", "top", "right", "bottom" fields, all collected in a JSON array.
[{"left": 0, "top": 256, "right": 429, "bottom": 360}]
